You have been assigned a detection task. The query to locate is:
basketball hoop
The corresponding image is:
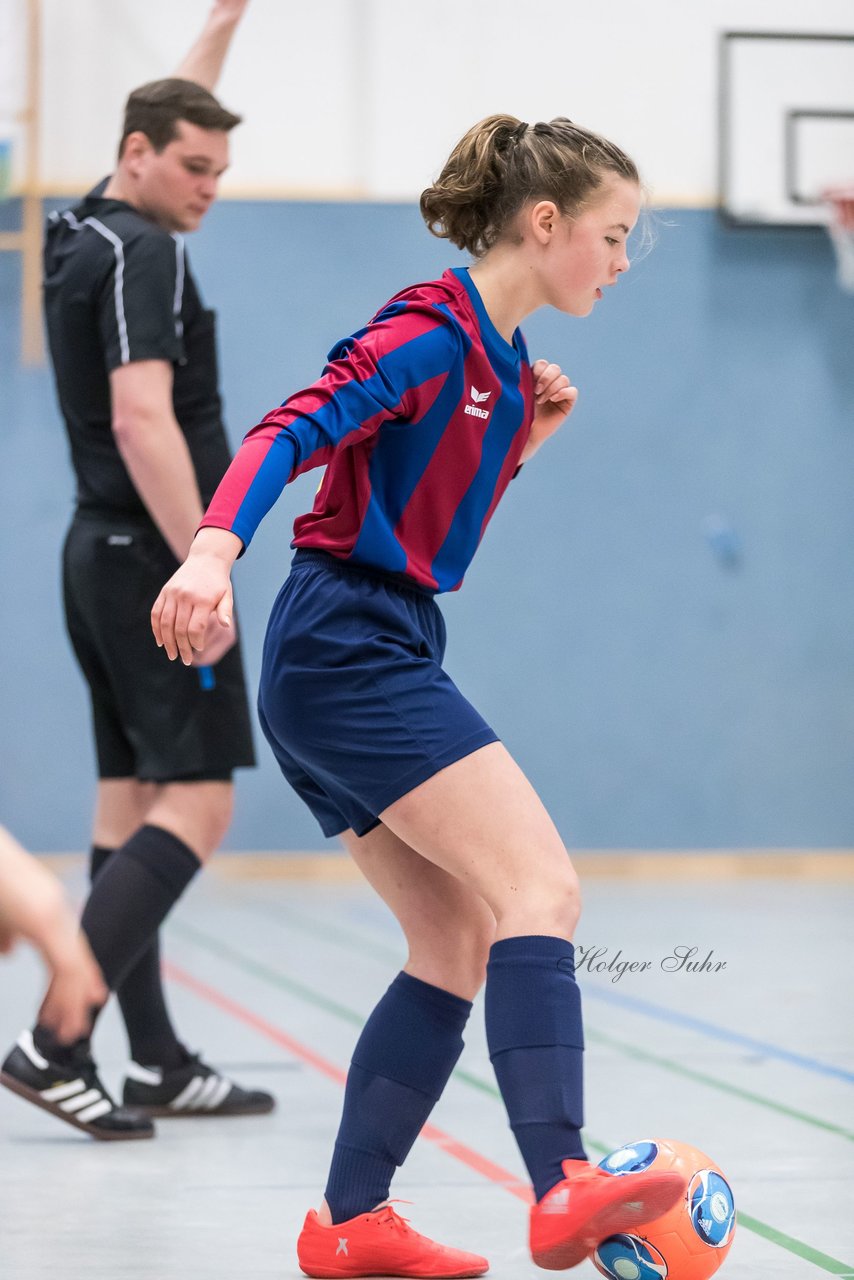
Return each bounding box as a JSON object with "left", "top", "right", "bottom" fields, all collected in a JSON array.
[{"left": 824, "top": 186, "right": 854, "bottom": 293}]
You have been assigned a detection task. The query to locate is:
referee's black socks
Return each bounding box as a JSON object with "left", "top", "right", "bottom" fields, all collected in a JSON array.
[
  {"left": 33, "top": 825, "right": 200, "bottom": 1063},
  {"left": 89, "top": 841, "right": 186, "bottom": 1070}
]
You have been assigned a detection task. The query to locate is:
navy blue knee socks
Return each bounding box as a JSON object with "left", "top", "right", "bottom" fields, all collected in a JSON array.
[
  {"left": 486, "top": 935, "right": 587, "bottom": 1202},
  {"left": 324, "top": 972, "right": 472, "bottom": 1224}
]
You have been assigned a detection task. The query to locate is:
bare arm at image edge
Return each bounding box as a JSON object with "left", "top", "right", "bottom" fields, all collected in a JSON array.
[
  {"left": 174, "top": 0, "right": 251, "bottom": 92},
  {"left": 0, "top": 826, "right": 106, "bottom": 1042}
]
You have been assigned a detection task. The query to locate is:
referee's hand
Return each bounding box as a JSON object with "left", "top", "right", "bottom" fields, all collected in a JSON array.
[
  {"left": 191, "top": 613, "right": 238, "bottom": 668},
  {"left": 152, "top": 528, "right": 242, "bottom": 665}
]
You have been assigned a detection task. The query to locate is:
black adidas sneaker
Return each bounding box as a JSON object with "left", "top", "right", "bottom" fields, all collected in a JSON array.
[
  {"left": 122, "top": 1049, "right": 275, "bottom": 1117},
  {"left": 1, "top": 1031, "right": 155, "bottom": 1140}
]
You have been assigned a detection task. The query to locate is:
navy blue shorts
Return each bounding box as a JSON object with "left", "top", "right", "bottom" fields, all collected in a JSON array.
[{"left": 257, "top": 549, "right": 498, "bottom": 838}]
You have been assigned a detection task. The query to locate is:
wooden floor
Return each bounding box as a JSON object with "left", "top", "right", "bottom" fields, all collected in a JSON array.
[{"left": 1, "top": 853, "right": 852, "bottom": 1279}]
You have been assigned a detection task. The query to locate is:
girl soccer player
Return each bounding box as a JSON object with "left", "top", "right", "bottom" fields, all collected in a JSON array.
[{"left": 152, "top": 114, "right": 687, "bottom": 1276}]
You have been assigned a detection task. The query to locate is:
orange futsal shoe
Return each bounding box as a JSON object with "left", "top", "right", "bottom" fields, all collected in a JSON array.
[
  {"left": 529, "top": 1158, "right": 688, "bottom": 1270},
  {"left": 297, "top": 1204, "right": 489, "bottom": 1279}
]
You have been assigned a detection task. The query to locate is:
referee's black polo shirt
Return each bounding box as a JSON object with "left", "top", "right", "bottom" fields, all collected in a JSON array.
[{"left": 44, "top": 180, "right": 233, "bottom": 517}]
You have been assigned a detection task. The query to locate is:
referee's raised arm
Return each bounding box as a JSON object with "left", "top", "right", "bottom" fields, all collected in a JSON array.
[
  {"left": 174, "top": 0, "right": 252, "bottom": 92},
  {"left": 0, "top": 0, "right": 272, "bottom": 1140}
]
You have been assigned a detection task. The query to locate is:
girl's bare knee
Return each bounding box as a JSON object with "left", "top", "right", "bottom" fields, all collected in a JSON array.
[
  {"left": 552, "top": 873, "right": 582, "bottom": 935},
  {"left": 495, "top": 864, "right": 582, "bottom": 939},
  {"left": 407, "top": 905, "right": 495, "bottom": 1001}
]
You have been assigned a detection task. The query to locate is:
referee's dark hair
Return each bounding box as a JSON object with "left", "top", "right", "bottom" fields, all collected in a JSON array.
[{"left": 118, "top": 78, "right": 241, "bottom": 158}]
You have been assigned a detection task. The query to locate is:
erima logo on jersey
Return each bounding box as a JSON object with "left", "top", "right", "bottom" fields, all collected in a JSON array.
[{"left": 465, "top": 386, "right": 492, "bottom": 420}]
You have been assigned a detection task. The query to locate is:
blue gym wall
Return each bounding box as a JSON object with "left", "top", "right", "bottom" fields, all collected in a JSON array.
[{"left": 1, "top": 199, "right": 853, "bottom": 851}]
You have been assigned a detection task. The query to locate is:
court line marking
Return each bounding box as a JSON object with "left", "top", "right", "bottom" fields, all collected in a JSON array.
[
  {"left": 582, "top": 986, "right": 854, "bottom": 1085},
  {"left": 167, "top": 926, "right": 854, "bottom": 1275},
  {"left": 163, "top": 960, "right": 532, "bottom": 1204},
  {"left": 237, "top": 893, "right": 854, "bottom": 1086},
  {"left": 583, "top": 1026, "right": 854, "bottom": 1144},
  {"left": 735, "top": 1213, "right": 854, "bottom": 1280},
  {"left": 197, "top": 896, "right": 854, "bottom": 1140}
]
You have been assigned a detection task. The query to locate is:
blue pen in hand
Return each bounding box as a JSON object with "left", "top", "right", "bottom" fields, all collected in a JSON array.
[{"left": 197, "top": 665, "right": 216, "bottom": 691}]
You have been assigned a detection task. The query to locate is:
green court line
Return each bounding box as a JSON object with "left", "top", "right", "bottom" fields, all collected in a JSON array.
[
  {"left": 735, "top": 1214, "right": 854, "bottom": 1278},
  {"left": 172, "top": 922, "right": 365, "bottom": 1028},
  {"left": 171, "top": 914, "right": 854, "bottom": 1275},
  {"left": 584, "top": 1027, "right": 854, "bottom": 1145},
  {"left": 232, "top": 896, "right": 854, "bottom": 1144},
  {"left": 172, "top": 919, "right": 498, "bottom": 1099}
]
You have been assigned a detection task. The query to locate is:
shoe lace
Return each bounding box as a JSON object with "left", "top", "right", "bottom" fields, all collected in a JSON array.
[{"left": 374, "top": 1202, "right": 413, "bottom": 1232}]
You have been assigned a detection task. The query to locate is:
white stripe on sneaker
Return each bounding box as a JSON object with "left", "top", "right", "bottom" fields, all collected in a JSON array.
[
  {"left": 75, "top": 1098, "right": 113, "bottom": 1123},
  {"left": 170, "top": 1075, "right": 205, "bottom": 1110},
  {"left": 60, "top": 1088, "right": 103, "bottom": 1113},
  {"left": 202, "top": 1077, "right": 232, "bottom": 1111},
  {"left": 17, "top": 1030, "right": 49, "bottom": 1070},
  {"left": 40, "top": 1079, "right": 87, "bottom": 1103},
  {"left": 195, "top": 1075, "right": 224, "bottom": 1109}
]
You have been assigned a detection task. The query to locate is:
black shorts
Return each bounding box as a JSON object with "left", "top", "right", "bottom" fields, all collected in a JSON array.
[{"left": 63, "top": 511, "right": 256, "bottom": 782}]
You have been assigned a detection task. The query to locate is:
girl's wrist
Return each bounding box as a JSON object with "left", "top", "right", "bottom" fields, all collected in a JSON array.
[{"left": 191, "top": 526, "right": 242, "bottom": 565}]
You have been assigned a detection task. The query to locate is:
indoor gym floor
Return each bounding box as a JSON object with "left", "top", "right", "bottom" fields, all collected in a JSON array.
[{"left": 0, "top": 851, "right": 851, "bottom": 1280}]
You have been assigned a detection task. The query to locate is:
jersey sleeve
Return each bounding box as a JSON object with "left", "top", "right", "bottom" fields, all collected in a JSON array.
[
  {"left": 200, "top": 304, "right": 460, "bottom": 549},
  {"left": 97, "top": 231, "right": 185, "bottom": 371}
]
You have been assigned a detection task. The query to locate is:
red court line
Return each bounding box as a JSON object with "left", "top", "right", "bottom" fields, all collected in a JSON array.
[{"left": 164, "top": 960, "right": 533, "bottom": 1205}]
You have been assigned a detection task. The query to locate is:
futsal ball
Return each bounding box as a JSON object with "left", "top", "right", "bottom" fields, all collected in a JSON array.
[{"left": 592, "top": 1139, "right": 736, "bottom": 1280}]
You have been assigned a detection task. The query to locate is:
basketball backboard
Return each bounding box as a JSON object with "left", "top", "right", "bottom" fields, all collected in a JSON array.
[{"left": 719, "top": 32, "right": 854, "bottom": 227}]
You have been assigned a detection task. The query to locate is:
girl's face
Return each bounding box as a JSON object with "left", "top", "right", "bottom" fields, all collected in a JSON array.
[{"left": 544, "top": 178, "right": 641, "bottom": 317}]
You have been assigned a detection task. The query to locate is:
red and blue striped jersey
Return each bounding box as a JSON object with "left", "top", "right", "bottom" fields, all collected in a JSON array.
[{"left": 201, "top": 267, "right": 535, "bottom": 592}]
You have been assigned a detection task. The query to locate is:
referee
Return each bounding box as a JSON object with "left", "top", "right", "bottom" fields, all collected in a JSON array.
[{"left": 0, "top": 0, "right": 272, "bottom": 1138}]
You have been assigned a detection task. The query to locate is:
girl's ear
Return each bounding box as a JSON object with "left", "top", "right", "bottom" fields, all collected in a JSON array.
[{"left": 529, "top": 200, "right": 560, "bottom": 246}]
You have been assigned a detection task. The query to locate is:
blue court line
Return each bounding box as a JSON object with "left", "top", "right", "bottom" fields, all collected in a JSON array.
[
  {"left": 235, "top": 886, "right": 854, "bottom": 1086},
  {"left": 582, "top": 984, "right": 854, "bottom": 1084},
  {"left": 173, "top": 914, "right": 854, "bottom": 1276}
]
